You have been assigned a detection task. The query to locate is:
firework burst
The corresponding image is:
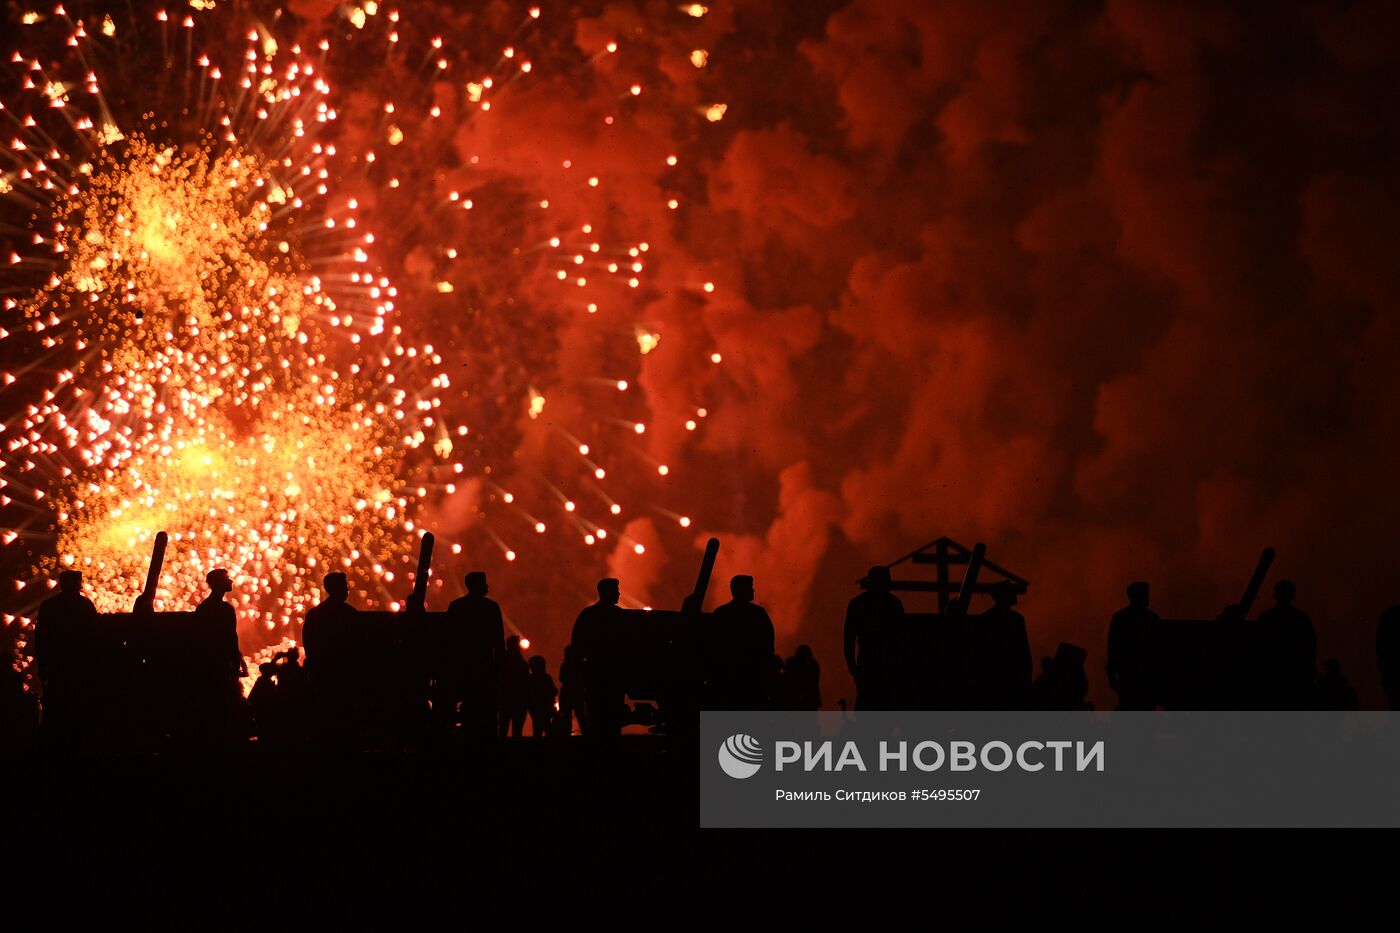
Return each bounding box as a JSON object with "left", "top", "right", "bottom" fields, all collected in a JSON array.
[
  {"left": 2, "top": 6, "right": 429, "bottom": 639},
  {"left": 1, "top": 1, "right": 720, "bottom": 665}
]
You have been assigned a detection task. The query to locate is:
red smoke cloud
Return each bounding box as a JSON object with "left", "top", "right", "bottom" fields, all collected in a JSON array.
[
  {"left": 609, "top": 0, "right": 1400, "bottom": 706},
  {"left": 328, "top": 0, "right": 1398, "bottom": 707}
]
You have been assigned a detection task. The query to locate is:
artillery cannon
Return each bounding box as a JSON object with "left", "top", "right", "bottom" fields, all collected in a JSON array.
[
  {"left": 74, "top": 532, "right": 243, "bottom": 746},
  {"left": 606, "top": 536, "right": 720, "bottom": 728},
  {"left": 866, "top": 539, "right": 1291, "bottom": 711},
  {"left": 1147, "top": 547, "right": 1287, "bottom": 709},
  {"left": 65, "top": 531, "right": 445, "bottom": 748}
]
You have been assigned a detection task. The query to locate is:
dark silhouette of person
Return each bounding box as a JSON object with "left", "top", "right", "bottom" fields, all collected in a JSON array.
[
  {"left": 32, "top": 570, "right": 99, "bottom": 743},
  {"left": 191, "top": 569, "right": 245, "bottom": 740},
  {"left": 303, "top": 572, "right": 359, "bottom": 745},
  {"left": 708, "top": 575, "right": 776, "bottom": 710},
  {"left": 275, "top": 647, "right": 310, "bottom": 744},
  {"left": 844, "top": 566, "right": 905, "bottom": 711},
  {"left": 556, "top": 644, "right": 586, "bottom": 735},
  {"left": 441, "top": 571, "right": 505, "bottom": 738},
  {"left": 1314, "top": 659, "right": 1357, "bottom": 711},
  {"left": 570, "top": 578, "right": 625, "bottom": 736},
  {"left": 249, "top": 662, "right": 282, "bottom": 744},
  {"left": 498, "top": 635, "right": 530, "bottom": 737},
  {"left": 197, "top": 565, "right": 243, "bottom": 669},
  {"left": 1033, "top": 643, "right": 1092, "bottom": 710},
  {"left": 784, "top": 644, "right": 821, "bottom": 711},
  {"left": 1106, "top": 582, "right": 1160, "bottom": 711},
  {"left": 978, "top": 581, "right": 1032, "bottom": 709},
  {"left": 1377, "top": 606, "right": 1400, "bottom": 710},
  {"left": 1255, "top": 580, "right": 1317, "bottom": 709},
  {"left": 527, "top": 656, "right": 557, "bottom": 737}
]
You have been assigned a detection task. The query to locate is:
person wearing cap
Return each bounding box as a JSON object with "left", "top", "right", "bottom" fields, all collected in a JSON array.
[
  {"left": 1107, "top": 581, "right": 1159, "bottom": 710},
  {"left": 977, "top": 580, "right": 1032, "bottom": 709},
  {"left": 844, "top": 566, "right": 905, "bottom": 710},
  {"left": 32, "top": 570, "right": 99, "bottom": 742}
]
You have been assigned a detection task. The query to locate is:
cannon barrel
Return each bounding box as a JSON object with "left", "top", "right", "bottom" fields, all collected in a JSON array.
[
  {"left": 682, "top": 537, "right": 720, "bottom": 616},
  {"left": 143, "top": 532, "right": 168, "bottom": 596},
  {"left": 133, "top": 531, "right": 168, "bottom": 614},
  {"left": 406, "top": 532, "right": 435, "bottom": 612},
  {"left": 1236, "top": 546, "right": 1275, "bottom": 620},
  {"left": 949, "top": 542, "right": 986, "bottom": 617}
]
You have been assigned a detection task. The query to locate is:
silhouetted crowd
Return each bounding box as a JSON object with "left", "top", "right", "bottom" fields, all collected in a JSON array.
[
  {"left": 6, "top": 554, "right": 1400, "bottom": 753},
  {"left": 846, "top": 566, "right": 1372, "bottom": 713},
  {"left": 8, "top": 565, "right": 814, "bottom": 751},
  {"left": 24, "top": 568, "right": 245, "bottom": 749}
]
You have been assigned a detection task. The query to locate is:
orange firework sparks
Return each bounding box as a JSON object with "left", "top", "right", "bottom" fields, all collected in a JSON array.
[
  {"left": 1, "top": 2, "right": 719, "bottom": 676},
  {"left": 16, "top": 130, "right": 420, "bottom": 628},
  {"left": 1, "top": 9, "right": 433, "bottom": 643}
]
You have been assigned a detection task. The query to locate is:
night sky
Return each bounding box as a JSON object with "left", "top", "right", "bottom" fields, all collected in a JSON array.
[{"left": 6, "top": 0, "right": 1400, "bottom": 709}]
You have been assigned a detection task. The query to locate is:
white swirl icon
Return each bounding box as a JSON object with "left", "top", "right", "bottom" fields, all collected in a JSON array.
[{"left": 718, "top": 733, "right": 764, "bottom": 779}]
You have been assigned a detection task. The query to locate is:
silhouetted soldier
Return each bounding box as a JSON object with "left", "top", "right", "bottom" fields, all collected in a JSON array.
[
  {"left": 249, "top": 662, "right": 282, "bottom": 744},
  {"left": 275, "top": 647, "right": 311, "bottom": 743},
  {"left": 1377, "top": 606, "right": 1400, "bottom": 710},
  {"left": 709, "top": 575, "right": 776, "bottom": 710},
  {"left": 1063, "top": 644, "right": 1090, "bottom": 710},
  {"left": 303, "top": 572, "right": 359, "bottom": 745},
  {"left": 1106, "top": 582, "right": 1159, "bottom": 710},
  {"left": 1255, "top": 580, "right": 1317, "bottom": 709},
  {"left": 1034, "top": 643, "right": 1091, "bottom": 710},
  {"left": 978, "top": 581, "right": 1032, "bottom": 709},
  {"left": 527, "top": 655, "right": 557, "bottom": 737},
  {"left": 1315, "top": 659, "right": 1357, "bottom": 711},
  {"left": 191, "top": 569, "right": 245, "bottom": 742},
  {"left": 571, "top": 578, "right": 625, "bottom": 736},
  {"left": 498, "top": 635, "right": 530, "bottom": 737},
  {"left": 32, "top": 570, "right": 99, "bottom": 743},
  {"left": 784, "top": 645, "right": 821, "bottom": 711},
  {"left": 844, "top": 566, "right": 905, "bottom": 710},
  {"left": 442, "top": 571, "right": 505, "bottom": 738},
  {"left": 556, "top": 644, "right": 586, "bottom": 735}
]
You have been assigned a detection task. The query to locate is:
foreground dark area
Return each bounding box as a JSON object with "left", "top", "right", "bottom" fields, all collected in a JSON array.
[
  {"left": 4, "top": 528, "right": 1393, "bottom": 921},
  {"left": 5, "top": 738, "right": 699, "bottom": 921},
  {"left": 1, "top": 736, "right": 1379, "bottom": 925}
]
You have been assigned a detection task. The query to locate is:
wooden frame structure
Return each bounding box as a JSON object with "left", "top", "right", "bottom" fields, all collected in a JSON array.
[{"left": 864, "top": 536, "right": 1029, "bottom": 613}]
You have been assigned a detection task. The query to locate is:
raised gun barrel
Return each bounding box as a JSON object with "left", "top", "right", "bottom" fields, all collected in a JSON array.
[
  {"left": 132, "top": 531, "right": 168, "bottom": 614},
  {"left": 682, "top": 537, "right": 720, "bottom": 616},
  {"left": 948, "top": 542, "right": 987, "bottom": 617},
  {"left": 1235, "top": 546, "right": 1275, "bottom": 620},
  {"left": 405, "top": 531, "right": 435, "bottom": 613}
]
